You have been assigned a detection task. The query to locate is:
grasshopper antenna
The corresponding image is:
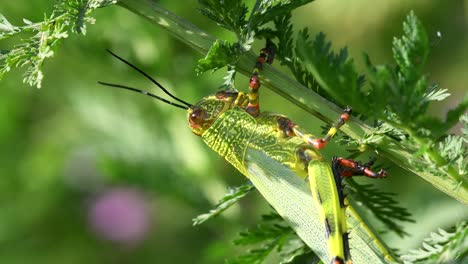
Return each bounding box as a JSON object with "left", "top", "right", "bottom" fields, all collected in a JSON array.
[
  {"left": 105, "top": 49, "right": 193, "bottom": 107},
  {"left": 98, "top": 81, "right": 189, "bottom": 110}
]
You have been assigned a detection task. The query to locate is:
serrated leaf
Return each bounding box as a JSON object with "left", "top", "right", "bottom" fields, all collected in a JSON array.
[
  {"left": 362, "top": 12, "right": 438, "bottom": 124},
  {"left": 197, "top": 0, "right": 248, "bottom": 35},
  {"left": 424, "top": 87, "right": 450, "bottom": 102},
  {"left": 22, "top": 18, "right": 33, "bottom": 25},
  {"left": 250, "top": 0, "right": 314, "bottom": 29},
  {"left": 273, "top": 14, "right": 320, "bottom": 93},
  {"left": 346, "top": 178, "right": 415, "bottom": 238},
  {"left": 192, "top": 183, "right": 254, "bottom": 225},
  {"left": 0, "top": 0, "right": 117, "bottom": 87},
  {"left": 295, "top": 29, "right": 361, "bottom": 109},
  {"left": 279, "top": 238, "right": 317, "bottom": 264},
  {"left": 231, "top": 220, "right": 319, "bottom": 264},
  {"left": 401, "top": 221, "right": 467, "bottom": 264},
  {"left": 196, "top": 40, "right": 240, "bottom": 74},
  {"left": 0, "top": 13, "right": 16, "bottom": 32},
  {"left": 392, "top": 10, "right": 429, "bottom": 81},
  {"left": 222, "top": 67, "right": 237, "bottom": 89},
  {"left": 436, "top": 115, "right": 468, "bottom": 176}
]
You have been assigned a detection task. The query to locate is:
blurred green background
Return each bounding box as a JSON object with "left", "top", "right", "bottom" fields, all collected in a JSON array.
[{"left": 0, "top": 1, "right": 466, "bottom": 263}]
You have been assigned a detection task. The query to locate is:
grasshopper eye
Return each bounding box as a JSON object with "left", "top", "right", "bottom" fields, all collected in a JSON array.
[
  {"left": 189, "top": 108, "right": 205, "bottom": 126},
  {"left": 216, "top": 90, "right": 238, "bottom": 100},
  {"left": 215, "top": 91, "right": 226, "bottom": 99}
]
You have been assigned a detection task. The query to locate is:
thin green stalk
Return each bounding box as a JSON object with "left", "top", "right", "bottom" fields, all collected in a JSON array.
[{"left": 117, "top": 0, "right": 468, "bottom": 204}]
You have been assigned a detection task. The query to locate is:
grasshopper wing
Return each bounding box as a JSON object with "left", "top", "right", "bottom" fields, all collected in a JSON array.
[{"left": 244, "top": 148, "right": 397, "bottom": 264}]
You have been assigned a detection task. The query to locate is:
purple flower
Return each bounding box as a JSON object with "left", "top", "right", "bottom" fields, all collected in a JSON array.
[{"left": 88, "top": 187, "right": 152, "bottom": 245}]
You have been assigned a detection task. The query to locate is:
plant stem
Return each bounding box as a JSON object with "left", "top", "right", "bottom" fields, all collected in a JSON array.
[{"left": 117, "top": 0, "right": 468, "bottom": 204}]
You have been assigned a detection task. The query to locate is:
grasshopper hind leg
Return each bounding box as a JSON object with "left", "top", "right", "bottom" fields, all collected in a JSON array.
[{"left": 333, "top": 157, "right": 387, "bottom": 179}]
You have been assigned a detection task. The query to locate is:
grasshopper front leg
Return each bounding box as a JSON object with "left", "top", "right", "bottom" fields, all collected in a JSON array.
[{"left": 245, "top": 40, "right": 275, "bottom": 117}]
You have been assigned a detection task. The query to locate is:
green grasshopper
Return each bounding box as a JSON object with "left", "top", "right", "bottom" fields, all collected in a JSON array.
[{"left": 99, "top": 41, "right": 396, "bottom": 264}]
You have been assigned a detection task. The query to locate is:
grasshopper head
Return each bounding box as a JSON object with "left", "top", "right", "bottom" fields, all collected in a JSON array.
[{"left": 188, "top": 90, "right": 242, "bottom": 136}]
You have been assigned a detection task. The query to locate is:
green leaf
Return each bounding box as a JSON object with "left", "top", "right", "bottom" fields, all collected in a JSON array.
[
  {"left": 279, "top": 241, "right": 317, "bottom": 264},
  {"left": 295, "top": 29, "right": 361, "bottom": 109},
  {"left": 0, "top": 13, "right": 18, "bottom": 35},
  {"left": 250, "top": 0, "right": 314, "bottom": 29},
  {"left": 363, "top": 11, "right": 431, "bottom": 123},
  {"left": 196, "top": 40, "right": 242, "bottom": 74},
  {"left": 197, "top": 0, "right": 248, "bottom": 36},
  {"left": 401, "top": 221, "right": 468, "bottom": 263},
  {"left": 346, "top": 178, "right": 415, "bottom": 238},
  {"left": 436, "top": 115, "right": 468, "bottom": 177},
  {"left": 392, "top": 10, "right": 429, "bottom": 82},
  {"left": 0, "top": 0, "right": 117, "bottom": 88},
  {"left": 274, "top": 14, "right": 320, "bottom": 92},
  {"left": 423, "top": 86, "right": 450, "bottom": 102},
  {"left": 233, "top": 213, "right": 290, "bottom": 245},
  {"left": 192, "top": 183, "right": 254, "bottom": 225},
  {"left": 445, "top": 94, "right": 468, "bottom": 128},
  {"left": 229, "top": 212, "right": 315, "bottom": 264}
]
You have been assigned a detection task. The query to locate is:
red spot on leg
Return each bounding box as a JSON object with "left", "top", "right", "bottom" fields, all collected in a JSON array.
[
  {"left": 340, "top": 171, "right": 354, "bottom": 177},
  {"left": 249, "top": 76, "right": 259, "bottom": 89},
  {"left": 311, "top": 139, "right": 327, "bottom": 149},
  {"left": 364, "top": 168, "right": 378, "bottom": 177},
  {"left": 364, "top": 168, "right": 388, "bottom": 178},
  {"left": 339, "top": 159, "right": 356, "bottom": 168},
  {"left": 332, "top": 256, "right": 345, "bottom": 264},
  {"left": 341, "top": 112, "right": 350, "bottom": 121},
  {"left": 246, "top": 104, "right": 259, "bottom": 116}
]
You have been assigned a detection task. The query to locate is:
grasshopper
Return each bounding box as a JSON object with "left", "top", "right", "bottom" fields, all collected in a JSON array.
[{"left": 99, "top": 41, "right": 395, "bottom": 264}]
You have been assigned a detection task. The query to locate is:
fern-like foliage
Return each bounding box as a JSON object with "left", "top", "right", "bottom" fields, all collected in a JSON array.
[
  {"left": 196, "top": 0, "right": 315, "bottom": 74},
  {"left": 0, "top": 0, "right": 116, "bottom": 88},
  {"left": 197, "top": 0, "right": 248, "bottom": 37},
  {"left": 228, "top": 212, "right": 318, "bottom": 264},
  {"left": 346, "top": 178, "right": 415, "bottom": 237},
  {"left": 196, "top": 39, "right": 243, "bottom": 74},
  {"left": 193, "top": 184, "right": 319, "bottom": 262},
  {"left": 292, "top": 10, "right": 467, "bottom": 196},
  {"left": 274, "top": 14, "right": 321, "bottom": 94},
  {"left": 296, "top": 29, "right": 363, "bottom": 107},
  {"left": 249, "top": 0, "right": 314, "bottom": 30},
  {"left": 192, "top": 183, "right": 254, "bottom": 225},
  {"left": 400, "top": 221, "right": 467, "bottom": 264},
  {"left": 436, "top": 115, "right": 467, "bottom": 177}
]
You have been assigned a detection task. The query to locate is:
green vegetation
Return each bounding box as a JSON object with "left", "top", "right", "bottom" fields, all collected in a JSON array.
[{"left": 0, "top": 0, "right": 466, "bottom": 263}]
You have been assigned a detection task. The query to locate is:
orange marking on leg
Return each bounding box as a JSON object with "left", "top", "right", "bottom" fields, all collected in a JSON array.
[
  {"left": 246, "top": 103, "right": 259, "bottom": 116},
  {"left": 249, "top": 76, "right": 260, "bottom": 89},
  {"left": 341, "top": 112, "right": 350, "bottom": 121},
  {"left": 339, "top": 159, "right": 356, "bottom": 168},
  {"left": 310, "top": 139, "right": 328, "bottom": 149},
  {"left": 340, "top": 171, "right": 354, "bottom": 177}
]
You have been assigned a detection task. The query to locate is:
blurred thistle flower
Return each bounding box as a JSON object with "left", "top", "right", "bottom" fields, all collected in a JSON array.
[{"left": 88, "top": 187, "right": 152, "bottom": 245}]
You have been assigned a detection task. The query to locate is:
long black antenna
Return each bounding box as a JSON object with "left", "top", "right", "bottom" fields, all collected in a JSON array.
[
  {"left": 98, "top": 81, "right": 189, "bottom": 110},
  {"left": 105, "top": 49, "right": 193, "bottom": 107}
]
